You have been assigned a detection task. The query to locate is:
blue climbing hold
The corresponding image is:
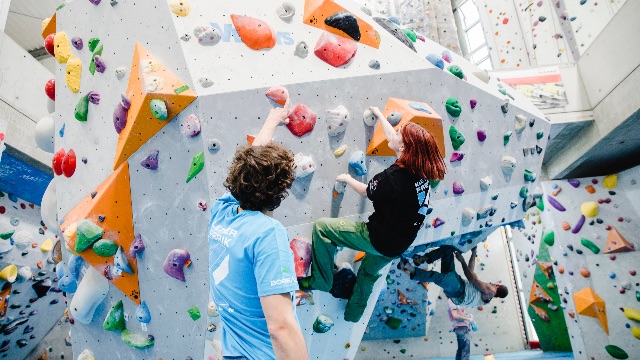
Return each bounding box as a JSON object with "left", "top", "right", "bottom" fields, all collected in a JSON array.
[
  {"left": 136, "top": 301, "right": 151, "bottom": 323},
  {"left": 59, "top": 123, "right": 66, "bottom": 137},
  {"left": 409, "top": 102, "right": 432, "bottom": 114},
  {"left": 349, "top": 151, "right": 367, "bottom": 176},
  {"left": 425, "top": 54, "right": 444, "bottom": 69}
]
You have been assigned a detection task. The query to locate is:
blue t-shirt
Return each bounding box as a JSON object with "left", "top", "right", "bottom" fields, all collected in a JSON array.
[{"left": 208, "top": 193, "right": 299, "bottom": 359}]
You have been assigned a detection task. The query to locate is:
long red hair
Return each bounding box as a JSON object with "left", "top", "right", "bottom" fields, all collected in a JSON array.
[{"left": 396, "top": 123, "right": 446, "bottom": 180}]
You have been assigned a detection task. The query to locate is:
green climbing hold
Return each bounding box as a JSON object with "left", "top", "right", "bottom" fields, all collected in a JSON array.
[
  {"left": 174, "top": 85, "right": 189, "bottom": 94},
  {"left": 75, "top": 219, "right": 104, "bottom": 252},
  {"left": 636, "top": 290, "right": 639, "bottom": 302},
  {"left": 524, "top": 169, "right": 536, "bottom": 182},
  {"left": 498, "top": 88, "right": 507, "bottom": 95},
  {"left": 386, "top": 275, "right": 394, "bottom": 285},
  {"left": 103, "top": 300, "right": 126, "bottom": 331},
  {"left": 430, "top": 179, "right": 440, "bottom": 188},
  {"left": 504, "top": 131, "right": 512, "bottom": 146},
  {"left": 93, "top": 239, "right": 118, "bottom": 257},
  {"left": 543, "top": 231, "right": 555, "bottom": 246},
  {"left": 402, "top": 28, "right": 417, "bottom": 42},
  {"left": 187, "top": 306, "right": 201, "bottom": 321},
  {"left": 186, "top": 152, "right": 205, "bottom": 183},
  {"left": 89, "top": 44, "right": 104, "bottom": 75},
  {"left": 445, "top": 98, "right": 462, "bottom": 117},
  {"left": 121, "top": 329, "right": 154, "bottom": 350},
  {"left": 447, "top": 65, "right": 464, "bottom": 79},
  {"left": 150, "top": 99, "right": 168, "bottom": 120},
  {"left": 605, "top": 345, "right": 629, "bottom": 359},
  {"left": 400, "top": 349, "right": 407, "bottom": 354},
  {"left": 75, "top": 94, "right": 89, "bottom": 121},
  {"left": 0, "top": 230, "right": 15, "bottom": 240},
  {"left": 580, "top": 238, "right": 600, "bottom": 254},
  {"left": 536, "top": 197, "right": 545, "bottom": 211},
  {"left": 88, "top": 38, "right": 100, "bottom": 52},
  {"left": 491, "top": 306, "right": 497, "bottom": 314},
  {"left": 536, "top": 131, "right": 544, "bottom": 140},
  {"left": 519, "top": 186, "right": 529, "bottom": 199},
  {"left": 385, "top": 316, "right": 402, "bottom": 330},
  {"left": 313, "top": 314, "right": 334, "bottom": 333},
  {"left": 449, "top": 126, "right": 465, "bottom": 150}
]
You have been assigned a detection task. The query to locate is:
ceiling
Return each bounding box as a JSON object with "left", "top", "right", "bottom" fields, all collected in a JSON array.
[{"left": 4, "top": 0, "right": 60, "bottom": 56}]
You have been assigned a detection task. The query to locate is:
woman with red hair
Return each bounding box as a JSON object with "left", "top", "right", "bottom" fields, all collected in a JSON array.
[{"left": 302, "top": 106, "right": 446, "bottom": 322}]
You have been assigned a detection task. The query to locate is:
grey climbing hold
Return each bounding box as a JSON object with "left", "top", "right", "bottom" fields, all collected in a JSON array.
[
  {"left": 180, "top": 33, "right": 191, "bottom": 42},
  {"left": 461, "top": 208, "right": 476, "bottom": 226},
  {"left": 198, "top": 78, "right": 213, "bottom": 88},
  {"left": 115, "top": 67, "right": 126, "bottom": 80},
  {"left": 501, "top": 100, "right": 510, "bottom": 114},
  {"left": 515, "top": 114, "right": 527, "bottom": 133},
  {"left": 373, "top": 17, "right": 416, "bottom": 52},
  {"left": 362, "top": 109, "right": 377, "bottom": 126},
  {"left": 387, "top": 112, "right": 402, "bottom": 126},
  {"left": 334, "top": 181, "right": 347, "bottom": 194},
  {"left": 409, "top": 102, "right": 432, "bottom": 114},
  {"left": 276, "top": 2, "right": 295, "bottom": 22},
  {"left": 501, "top": 156, "right": 516, "bottom": 174},
  {"left": 368, "top": 60, "right": 380, "bottom": 69},
  {"left": 294, "top": 41, "right": 309, "bottom": 58},
  {"left": 208, "top": 139, "right": 221, "bottom": 151},
  {"left": 477, "top": 205, "right": 497, "bottom": 220}
]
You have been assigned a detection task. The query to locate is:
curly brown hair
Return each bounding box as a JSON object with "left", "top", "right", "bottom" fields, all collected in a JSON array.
[{"left": 224, "top": 144, "right": 295, "bottom": 212}]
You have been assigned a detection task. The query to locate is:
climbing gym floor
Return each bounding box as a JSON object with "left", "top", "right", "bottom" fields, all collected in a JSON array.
[{"left": 424, "top": 350, "right": 574, "bottom": 360}]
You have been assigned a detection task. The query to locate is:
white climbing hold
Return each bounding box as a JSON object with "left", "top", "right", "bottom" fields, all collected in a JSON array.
[
  {"left": 480, "top": 176, "right": 492, "bottom": 190},
  {"left": 461, "top": 208, "right": 476, "bottom": 226},
  {"left": 362, "top": 109, "right": 377, "bottom": 126},
  {"left": 294, "top": 153, "right": 316, "bottom": 178},
  {"left": 294, "top": 41, "right": 309, "bottom": 58},
  {"left": 140, "top": 58, "right": 159, "bottom": 73},
  {"left": 35, "top": 117, "right": 55, "bottom": 153},
  {"left": 501, "top": 156, "right": 516, "bottom": 174},
  {"left": 194, "top": 25, "right": 221, "bottom": 45},
  {"left": 473, "top": 70, "right": 490, "bottom": 83},
  {"left": 515, "top": 114, "right": 527, "bottom": 134},
  {"left": 198, "top": 78, "right": 214, "bottom": 88},
  {"left": 276, "top": 2, "right": 295, "bottom": 21},
  {"left": 334, "top": 181, "right": 347, "bottom": 194},
  {"left": 144, "top": 75, "right": 165, "bottom": 92},
  {"left": 115, "top": 67, "right": 127, "bottom": 80},
  {"left": 326, "top": 105, "right": 350, "bottom": 136}
]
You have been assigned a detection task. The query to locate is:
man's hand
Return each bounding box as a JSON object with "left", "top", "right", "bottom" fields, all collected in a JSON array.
[
  {"left": 454, "top": 251, "right": 465, "bottom": 262},
  {"left": 336, "top": 173, "right": 352, "bottom": 183},
  {"left": 266, "top": 99, "right": 290, "bottom": 125}
]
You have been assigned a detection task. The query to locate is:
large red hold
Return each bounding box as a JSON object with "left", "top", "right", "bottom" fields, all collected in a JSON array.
[
  {"left": 289, "top": 237, "right": 312, "bottom": 278},
  {"left": 45, "top": 79, "right": 55, "bottom": 101},
  {"left": 230, "top": 15, "right": 276, "bottom": 50},
  {"left": 62, "top": 149, "right": 76, "bottom": 177},
  {"left": 286, "top": 104, "right": 317, "bottom": 137},
  {"left": 52, "top": 149, "right": 66, "bottom": 176},
  {"left": 314, "top": 32, "right": 358, "bottom": 68}
]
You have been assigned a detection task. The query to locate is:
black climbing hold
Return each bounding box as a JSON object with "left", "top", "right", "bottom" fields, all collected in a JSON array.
[
  {"left": 329, "top": 267, "right": 356, "bottom": 299},
  {"left": 38, "top": 228, "right": 45, "bottom": 235},
  {"left": 576, "top": 249, "right": 583, "bottom": 255},
  {"left": 98, "top": 215, "right": 106, "bottom": 222},
  {"left": 567, "top": 244, "right": 574, "bottom": 251},
  {"left": 91, "top": 191, "right": 98, "bottom": 198},
  {"left": 609, "top": 191, "right": 616, "bottom": 195},
  {"left": 596, "top": 218, "right": 603, "bottom": 224},
  {"left": 16, "top": 339, "right": 28, "bottom": 348},
  {"left": 373, "top": 17, "right": 416, "bottom": 52},
  {"left": 325, "top": 11, "right": 361, "bottom": 41},
  {"left": 32, "top": 277, "right": 52, "bottom": 298}
]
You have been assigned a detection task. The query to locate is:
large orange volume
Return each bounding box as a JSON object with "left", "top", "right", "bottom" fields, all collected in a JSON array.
[
  {"left": 304, "top": 0, "right": 380, "bottom": 48},
  {"left": 230, "top": 15, "right": 276, "bottom": 50}
]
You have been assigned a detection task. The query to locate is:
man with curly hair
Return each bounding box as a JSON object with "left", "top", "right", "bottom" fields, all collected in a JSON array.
[{"left": 208, "top": 101, "right": 308, "bottom": 360}]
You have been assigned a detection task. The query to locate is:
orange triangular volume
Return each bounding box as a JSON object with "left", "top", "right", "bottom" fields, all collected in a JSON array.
[
  {"left": 354, "top": 251, "right": 366, "bottom": 263},
  {"left": 42, "top": 13, "right": 56, "bottom": 39},
  {"left": 366, "top": 98, "right": 445, "bottom": 157},
  {"left": 530, "top": 303, "right": 549, "bottom": 322},
  {"left": 61, "top": 162, "right": 140, "bottom": 304},
  {"left": 113, "top": 43, "right": 197, "bottom": 170},
  {"left": 303, "top": 0, "right": 380, "bottom": 48},
  {"left": 537, "top": 261, "right": 554, "bottom": 279},
  {"left": 573, "top": 287, "right": 608, "bottom": 334},
  {"left": 529, "top": 280, "right": 552, "bottom": 304},
  {"left": 604, "top": 227, "right": 635, "bottom": 254},
  {"left": 398, "top": 290, "right": 418, "bottom": 305}
]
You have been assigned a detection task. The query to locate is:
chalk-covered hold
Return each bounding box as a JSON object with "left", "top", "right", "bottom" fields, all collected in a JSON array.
[
  {"left": 70, "top": 267, "right": 109, "bottom": 324},
  {"left": 114, "top": 246, "right": 134, "bottom": 274},
  {"left": 387, "top": 112, "right": 402, "bottom": 126},
  {"left": 515, "top": 114, "right": 527, "bottom": 134},
  {"left": 325, "top": 11, "right": 361, "bottom": 41},
  {"left": 198, "top": 78, "right": 214, "bottom": 88},
  {"left": 349, "top": 150, "right": 367, "bottom": 176},
  {"left": 182, "top": 114, "right": 201, "bottom": 137},
  {"left": 136, "top": 301, "right": 151, "bottom": 323},
  {"left": 480, "top": 176, "right": 492, "bottom": 190},
  {"left": 334, "top": 181, "right": 347, "bottom": 194},
  {"left": 313, "top": 314, "right": 334, "bottom": 333},
  {"left": 326, "top": 105, "right": 350, "bottom": 136},
  {"left": 461, "top": 208, "right": 476, "bottom": 226},
  {"left": 501, "top": 100, "right": 510, "bottom": 114},
  {"left": 501, "top": 156, "right": 516, "bottom": 174},
  {"left": 265, "top": 85, "right": 289, "bottom": 106},
  {"left": 276, "top": 2, "right": 295, "bottom": 22},
  {"left": 145, "top": 75, "right": 165, "bottom": 92},
  {"left": 115, "top": 67, "right": 126, "bottom": 80},
  {"left": 294, "top": 41, "right": 309, "bottom": 58},
  {"left": 294, "top": 153, "right": 316, "bottom": 178},
  {"left": 362, "top": 109, "right": 377, "bottom": 126},
  {"left": 314, "top": 32, "right": 358, "bottom": 67},
  {"left": 150, "top": 99, "right": 168, "bottom": 120},
  {"left": 194, "top": 25, "right": 221, "bottom": 46},
  {"left": 524, "top": 169, "right": 536, "bottom": 182}
]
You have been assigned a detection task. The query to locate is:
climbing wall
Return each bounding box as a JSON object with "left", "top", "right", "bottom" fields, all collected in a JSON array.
[
  {"left": 357, "top": 227, "right": 526, "bottom": 358},
  {"left": 0, "top": 192, "right": 66, "bottom": 359},
  {"left": 47, "top": 0, "right": 549, "bottom": 359},
  {"left": 538, "top": 166, "right": 640, "bottom": 360}
]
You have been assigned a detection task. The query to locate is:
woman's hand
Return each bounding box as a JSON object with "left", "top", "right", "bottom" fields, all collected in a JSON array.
[
  {"left": 336, "top": 173, "right": 352, "bottom": 183},
  {"left": 368, "top": 106, "right": 383, "bottom": 117}
]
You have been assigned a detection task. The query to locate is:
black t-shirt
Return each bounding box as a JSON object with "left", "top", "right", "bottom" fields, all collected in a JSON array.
[{"left": 366, "top": 164, "right": 431, "bottom": 257}]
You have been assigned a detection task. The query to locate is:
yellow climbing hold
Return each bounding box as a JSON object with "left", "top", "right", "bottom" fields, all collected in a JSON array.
[
  {"left": 169, "top": 0, "right": 191, "bottom": 16},
  {"left": 334, "top": 144, "right": 347, "bottom": 157},
  {"left": 0, "top": 264, "right": 18, "bottom": 283},
  {"left": 623, "top": 307, "right": 640, "bottom": 322},
  {"left": 66, "top": 55, "right": 82, "bottom": 93},
  {"left": 603, "top": 174, "right": 617, "bottom": 189},
  {"left": 54, "top": 31, "right": 72, "bottom": 64},
  {"left": 40, "top": 238, "right": 53, "bottom": 252},
  {"left": 581, "top": 201, "right": 598, "bottom": 218},
  {"left": 632, "top": 326, "right": 640, "bottom": 340}
]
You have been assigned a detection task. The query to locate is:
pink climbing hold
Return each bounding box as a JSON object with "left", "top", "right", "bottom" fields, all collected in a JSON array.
[
  {"left": 314, "top": 32, "right": 358, "bottom": 68},
  {"left": 547, "top": 195, "right": 566, "bottom": 212},
  {"left": 453, "top": 181, "right": 465, "bottom": 195},
  {"left": 286, "top": 104, "right": 317, "bottom": 137},
  {"left": 477, "top": 129, "right": 487, "bottom": 142},
  {"left": 265, "top": 86, "right": 289, "bottom": 106},
  {"left": 470, "top": 99, "right": 477, "bottom": 109},
  {"left": 432, "top": 217, "right": 445, "bottom": 228},
  {"left": 289, "top": 237, "right": 311, "bottom": 278},
  {"left": 572, "top": 215, "right": 585, "bottom": 234},
  {"left": 450, "top": 152, "right": 464, "bottom": 162}
]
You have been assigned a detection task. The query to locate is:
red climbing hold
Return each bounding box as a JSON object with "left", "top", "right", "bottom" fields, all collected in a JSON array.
[
  {"left": 62, "top": 149, "right": 76, "bottom": 177},
  {"left": 314, "top": 32, "right": 358, "bottom": 68},
  {"left": 52, "top": 148, "right": 66, "bottom": 176},
  {"left": 230, "top": 15, "right": 276, "bottom": 50},
  {"left": 45, "top": 79, "right": 55, "bottom": 101},
  {"left": 44, "top": 34, "right": 55, "bottom": 56},
  {"left": 265, "top": 86, "right": 289, "bottom": 106},
  {"left": 503, "top": 18, "right": 509, "bottom": 25},
  {"left": 286, "top": 104, "right": 317, "bottom": 137}
]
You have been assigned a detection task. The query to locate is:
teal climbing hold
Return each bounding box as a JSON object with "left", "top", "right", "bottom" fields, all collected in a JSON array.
[
  {"left": 498, "top": 88, "right": 507, "bottom": 95},
  {"left": 504, "top": 131, "right": 512, "bottom": 146},
  {"left": 75, "top": 219, "right": 104, "bottom": 253},
  {"left": 0, "top": 230, "right": 15, "bottom": 240},
  {"left": 150, "top": 99, "right": 168, "bottom": 120},
  {"left": 524, "top": 169, "right": 536, "bottom": 182},
  {"left": 536, "top": 197, "right": 545, "bottom": 211},
  {"left": 313, "top": 314, "right": 334, "bottom": 333},
  {"left": 536, "top": 131, "right": 544, "bottom": 140},
  {"left": 543, "top": 231, "right": 554, "bottom": 246},
  {"left": 581, "top": 238, "right": 600, "bottom": 254},
  {"left": 93, "top": 239, "right": 118, "bottom": 257},
  {"left": 445, "top": 98, "right": 462, "bottom": 117},
  {"left": 447, "top": 65, "right": 464, "bottom": 79},
  {"left": 186, "top": 152, "right": 205, "bottom": 183},
  {"left": 449, "top": 126, "right": 465, "bottom": 150},
  {"left": 121, "top": 329, "right": 154, "bottom": 349},
  {"left": 103, "top": 300, "right": 126, "bottom": 331},
  {"left": 430, "top": 179, "right": 440, "bottom": 188},
  {"left": 519, "top": 186, "right": 529, "bottom": 199}
]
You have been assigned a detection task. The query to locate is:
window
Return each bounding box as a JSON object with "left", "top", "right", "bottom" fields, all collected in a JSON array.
[{"left": 453, "top": 0, "right": 493, "bottom": 70}]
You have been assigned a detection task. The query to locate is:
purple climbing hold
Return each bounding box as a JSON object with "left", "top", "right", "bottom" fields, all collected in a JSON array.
[
  {"left": 113, "top": 93, "right": 130, "bottom": 134},
  {"left": 71, "top": 37, "right": 83, "bottom": 50},
  {"left": 453, "top": 181, "right": 465, "bottom": 195},
  {"left": 89, "top": 0, "right": 101, "bottom": 4},
  {"left": 94, "top": 55, "right": 106, "bottom": 73},
  {"left": 140, "top": 150, "right": 159, "bottom": 170},
  {"left": 572, "top": 215, "right": 585, "bottom": 234},
  {"left": 87, "top": 91, "right": 100, "bottom": 105},
  {"left": 163, "top": 249, "right": 191, "bottom": 281},
  {"left": 546, "top": 195, "right": 566, "bottom": 212},
  {"left": 477, "top": 129, "right": 487, "bottom": 142},
  {"left": 450, "top": 152, "right": 464, "bottom": 162},
  {"left": 568, "top": 179, "right": 580, "bottom": 188},
  {"left": 470, "top": 99, "right": 477, "bottom": 109},
  {"left": 432, "top": 217, "right": 445, "bottom": 228},
  {"left": 129, "top": 234, "right": 145, "bottom": 258}
]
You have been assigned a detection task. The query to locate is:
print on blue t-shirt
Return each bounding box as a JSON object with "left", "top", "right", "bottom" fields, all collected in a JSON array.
[{"left": 208, "top": 193, "right": 299, "bottom": 360}]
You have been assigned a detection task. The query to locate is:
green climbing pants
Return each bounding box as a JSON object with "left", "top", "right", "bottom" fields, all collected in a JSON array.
[{"left": 308, "top": 218, "right": 395, "bottom": 323}]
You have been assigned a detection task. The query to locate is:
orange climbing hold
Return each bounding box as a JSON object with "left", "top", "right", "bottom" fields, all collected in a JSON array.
[
  {"left": 562, "top": 221, "right": 571, "bottom": 231},
  {"left": 398, "top": 290, "right": 418, "bottom": 305},
  {"left": 552, "top": 187, "right": 562, "bottom": 196},
  {"left": 61, "top": 162, "right": 140, "bottom": 304},
  {"left": 585, "top": 185, "right": 596, "bottom": 194},
  {"left": 41, "top": 13, "right": 56, "bottom": 39},
  {"left": 303, "top": 0, "right": 380, "bottom": 48},
  {"left": 530, "top": 303, "right": 549, "bottom": 321},
  {"left": 366, "top": 98, "right": 445, "bottom": 157},
  {"left": 604, "top": 227, "right": 635, "bottom": 254},
  {"left": 246, "top": 135, "right": 255, "bottom": 145},
  {"left": 537, "top": 262, "right": 554, "bottom": 279},
  {"left": 580, "top": 267, "right": 591, "bottom": 277},
  {"left": 558, "top": 265, "right": 565, "bottom": 274},
  {"left": 113, "top": 43, "right": 197, "bottom": 170},
  {"left": 230, "top": 15, "right": 276, "bottom": 50},
  {"left": 354, "top": 251, "right": 366, "bottom": 263},
  {"left": 529, "top": 280, "right": 552, "bottom": 304},
  {"left": 574, "top": 287, "right": 608, "bottom": 334}
]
